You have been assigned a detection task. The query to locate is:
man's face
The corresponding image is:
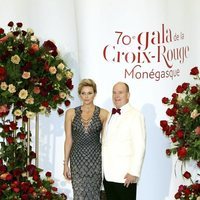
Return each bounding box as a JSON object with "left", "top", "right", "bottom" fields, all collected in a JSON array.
[{"left": 112, "top": 83, "right": 130, "bottom": 108}]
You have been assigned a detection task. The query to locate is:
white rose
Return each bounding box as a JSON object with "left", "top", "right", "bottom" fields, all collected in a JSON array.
[
  {"left": 27, "top": 28, "right": 34, "bottom": 34},
  {"left": 22, "top": 71, "right": 31, "bottom": 79},
  {"left": 11, "top": 55, "right": 21, "bottom": 64},
  {"left": 7, "top": 32, "right": 14, "bottom": 37},
  {"left": 14, "top": 109, "right": 22, "bottom": 117},
  {"left": 1, "top": 82, "right": 8, "bottom": 90},
  {"left": 7, "top": 46, "right": 13, "bottom": 51},
  {"left": 59, "top": 92, "right": 67, "bottom": 99},
  {"left": 49, "top": 66, "right": 57, "bottom": 74},
  {"left": 57, "top": 63, "right": 65, "bottom": 70},
  {"left": 191, "top": 109, "right": 200, "bottom": 119},
  {"left": 66, "top": 71, "right": 73, "bottom": 79},
  {"left": 56, "top": 73, "right": 62, "bottom": 81},
  {"left": 39, "top": 106, "right": 46, "bottom": 114},
  {"left": 26, "top": 111, "right": 35, "bottom": 119},
  {"left": 25, "top": 97, "right": 34, "bottom": 104},
  {"left": 19, "top": 89, "right": 28, "bottom": 99},
  {"left": 30, "top": 35, "right": 38, "bottom": 42},
  {"left": 8, "top": 84, "right": 16, "bottom": 93},
  {"left": 197, "top": 196, "right": 200, "bottom": 200}
]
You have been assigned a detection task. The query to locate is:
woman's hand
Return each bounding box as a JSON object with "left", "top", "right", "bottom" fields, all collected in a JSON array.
[{"left": 63, "top": 164, "right": 72, "bottom": 180}]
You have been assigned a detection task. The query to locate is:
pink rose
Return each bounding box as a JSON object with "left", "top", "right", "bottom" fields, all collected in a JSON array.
[{"left": 195, "top": 126, "right": 200, "bottom": 135}]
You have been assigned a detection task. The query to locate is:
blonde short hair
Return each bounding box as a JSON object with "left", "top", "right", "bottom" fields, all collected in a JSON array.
[{"left": 78, "top": 79, "right": 97, "bottom": 95}]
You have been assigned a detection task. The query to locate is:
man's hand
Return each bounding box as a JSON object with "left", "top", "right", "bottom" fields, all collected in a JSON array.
[{"left": 124, "top": 173, "right": 138, "bottom": 187}]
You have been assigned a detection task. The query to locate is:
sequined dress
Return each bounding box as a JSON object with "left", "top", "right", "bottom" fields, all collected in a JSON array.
[{"left": 70, "top": 106, "right": 103, "bottom": 200}]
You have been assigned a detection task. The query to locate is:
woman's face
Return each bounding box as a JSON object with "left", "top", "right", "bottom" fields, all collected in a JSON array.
[{"left": 79, "top": 86, "right": 96, "bottom": 105}]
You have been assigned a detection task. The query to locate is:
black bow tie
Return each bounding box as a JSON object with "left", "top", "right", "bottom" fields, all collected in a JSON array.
[{"left": 112, "top": 108, "right": 121, "bottom": 115}]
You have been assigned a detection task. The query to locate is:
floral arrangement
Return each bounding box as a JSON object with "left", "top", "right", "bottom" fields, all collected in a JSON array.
[
  {"left": 174, "top": 171, "right": 200, "bottom": 200},
  {"left": 0, "top": 21, "right": 73, "bottom": 119},
  {"left": 160, "top": 66, "right": 200, "bottom": 199},
  {"left": 0, "top": 21, "right": 72, "bottom": 199},
  {"left": 0, "top": 119, "right": 67, "bottom": 199}
]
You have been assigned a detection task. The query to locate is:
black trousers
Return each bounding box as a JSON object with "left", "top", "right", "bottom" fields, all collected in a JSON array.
[{"left": 103, "top": 178, "right": 137, "bottom": 200}]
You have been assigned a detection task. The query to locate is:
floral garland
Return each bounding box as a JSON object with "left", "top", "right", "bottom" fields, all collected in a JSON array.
[
  {"left": 160, "top": 66, "right": 200, "bottom": 199},
  {"left": 0, "top": 21, "right": 73, "bottom": 119}
]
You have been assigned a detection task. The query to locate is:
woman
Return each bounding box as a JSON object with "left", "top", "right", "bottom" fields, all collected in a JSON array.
[{"left": 63, "top": 79, "right": 108, "bottom": 200}]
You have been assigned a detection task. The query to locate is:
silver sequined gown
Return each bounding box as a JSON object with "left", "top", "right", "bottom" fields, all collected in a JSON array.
[{"left": 70, "top": 106, "right": 102, "bottom": 200}]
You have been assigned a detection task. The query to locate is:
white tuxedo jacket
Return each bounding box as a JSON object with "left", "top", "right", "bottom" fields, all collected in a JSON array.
[{"left": 102, "top": 103, "right": 146, "bottom": 183}]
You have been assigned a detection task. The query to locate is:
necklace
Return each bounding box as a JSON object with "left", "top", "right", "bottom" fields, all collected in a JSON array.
[
  {"left": 80, "top": 106, "right": 95, "bottom": 130},
  {"left": 81, "top": 116, "right": 92, "bottom": 129}
]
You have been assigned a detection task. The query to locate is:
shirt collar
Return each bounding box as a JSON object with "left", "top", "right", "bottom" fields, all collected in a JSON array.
[{"left": 117, "top": 102, "right": 131, "bottom": 114}]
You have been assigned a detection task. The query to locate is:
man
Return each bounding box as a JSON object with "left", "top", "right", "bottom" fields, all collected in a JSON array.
[{"left": 102, "top": 82, "right": 146, "bottom": 200}]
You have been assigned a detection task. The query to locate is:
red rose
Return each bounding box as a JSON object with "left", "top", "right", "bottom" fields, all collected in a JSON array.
[
  {"left": 21, "top": 194, "right": 29, "bottom": 200},
  {"left": 57, "top": 108, "right": 64, "bottom": 115},
  {"left": 190, "top": 66, "right": 199, "bottom": 75},
  {"left": 171, "top": 137, "right": 177, "bottom": 143},
  {"left": 178, "top": 184, "right": 186, "bottom": 192},
  {"left": 166, "top": 149, "right": 171, "bottom": 156},
  {"left": 0, "top": 28, "right": 4, "bottom": 34},
  {"left": 30, "top": 151, "right": 36, "bottom": 159},
  {"left": 53, "top": 95, "right": 60, "bottom": 102},
  {"left": 11, "top": 181, "right": 20, "bottom": 188},
  {"left": 0, "top": 66, "right": 6, "bottom": 81},
  {"left": 12, "top": 187, "right": 20, "bottom": 193},
  {"left": 0, "top": 165, "right": 7, "bottom": 173},
  {"left": 176, "top": 85, "right": 184, "bottom": 93},
  {"left": 42, "top": 101, "right": 49, "bottom": 107},
  {"left": 66, "top": 79, "right": 74, "bottom": 90},
  {"left": 177, "top": 147, "right": 187, "bottom": 159},
  {"left": 190, "top": 86, "right": 198, "bottom": 94},
  {"left": 21, "top": 182, "right": 31, "bottom": 192},
  {"left": 162, "top": 97, "right": 169, "bottom": 104},
  {"left": 45, "top": 171, "right": 52, "bottom": 177},
  {"left": 176, "top": 130, "right": 184, "bottom": 139},
  {"left": 6, "top": 136, "right": 14, "bottom": 144},
  {"left": 13, "top": 168, "right": 22, "bottom": 177},
  {"left": 10, "top": 121, "right": 18, "bottom": 130},
  {"left": 2, "top": 125, "right": 10, "bottom": 132},
  {"left": 184, "top": 188, "right": 191, "bottom": 196},
  {"left": 52, "top": 187, "right": 58, "bottom": 191},
  {"left": 33, "top": 173, "right": 39, "bottom": 181},
  {"left": 181, "top": 82, "right": 189, "bottom": 90},
  {"left": 44, "top": 62, "right": 50, "bottom": 72},
  {"left": 16, "top": 22, "right": 23, "bottom": 27},
  {"left": 8, "top": 21, "right": 14, "bottom": 27},
  {"left": 172, "top": 93, "right": 178, "bottom": 98},
  {"left": 65, "top": 100, "right": 71, "bottom": 107},
  {"left": 166, "top": 108, "right": 176, "bottom": 117},
  {"left": 28, "top": 187, "right": 35, "bottom": 194},
  {"left": 26, "top": 164, "right": 36, "bottom": 175},
  {"left": 174, "top": 192, "right": 181, "bottom": 199},
  {"left": 43, "top": 40, "right": 57, "bottom": 52},
  {"left": 22, "top": 116, "right": 28, "bottom": 122},
  {"left": 183, "top": 171, "right": 191, "bottom": 179},
  {"left": 182, "top": 107, "right": 190, "bottom": 113},
  {"left": 1, "top": 183, "right": 8, "bottom": 190},
  {"left": 160, "top": 120, "right": 168, "bottom": 127},
  {"left": 18, "top": 132, "right": 26, "bottom": 140},
  {"left": 5, "top": 173, "right": 13, "bottom": 181}
]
